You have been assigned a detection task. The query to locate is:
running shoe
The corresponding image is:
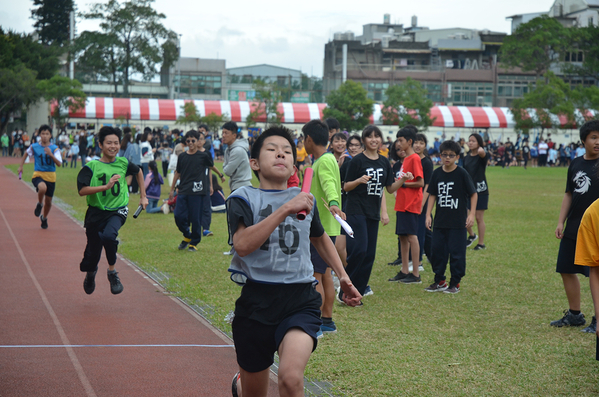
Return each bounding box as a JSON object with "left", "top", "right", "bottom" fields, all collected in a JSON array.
[
  {"left": 400, "top": 273, "right": 422, "bottom": 284},
  {"left": 188, "top": 245, "right": 198, "bottom": 252},
  {"left": 107, "top": 271, "right": 123, "bottom": 295},
  {"left": 388, "top": 271, "right": 409, "bottom": 282},
  {"left": 34, "top": 202, "right": 43, "bottom": 217},
  {"left": 550, "top": 309, "right": 585, "bottom": 327},
  {"left": 363, "top": 285, "right": 374, "bottom": 296},
  {"left": 473, "top": 244, "right": 486, "bottom": 251},
  {"left": 582, "top": 316, "right": 597, "bottom": 334},
  {"left": 203, "top": 230, "right": 214, "bottom": 237},
  {"left": 443, "top": 284, "right": 460, "bottom": 294},
  {"left": 40, "top": 215, "right": 48, "bottom": 229},
  {"left": 83, "top": 270, "right": 97, "bottom": 295},
  {"left": 178, "top": 240, "right": 190, "bottom": 250},
  {"left": 466, "top": 234, "right": 478, "bottom": 247},
  {"left": 231, "top": 372, "right": 240, "bottom": 397},
  {"left": 425, "top": 280, "right": 448, "bottom": 292},
  {"left": 321, "top": 322, "right": 337, "bottom": 334}
]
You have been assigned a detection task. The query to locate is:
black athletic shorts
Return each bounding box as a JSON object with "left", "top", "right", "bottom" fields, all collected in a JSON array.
[
  {"left": 467, "top": 194, "right": 488, "bottom": 211},
  {"left": 310, "top": 235, "right": 336, "bottom": 274},
  {"left": 395, "top": 211, "right": 419, "bottom": 236},
  {"left": 32, "top": 177, "right": 56, "bottom": 198},
  {"left": 556, "top": 236, "right": 590, "bottom": 276}
]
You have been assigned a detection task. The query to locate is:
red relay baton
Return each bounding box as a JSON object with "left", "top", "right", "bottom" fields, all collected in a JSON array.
[{"left": 297, "top": 168, "right": 313, "bottom": 220}]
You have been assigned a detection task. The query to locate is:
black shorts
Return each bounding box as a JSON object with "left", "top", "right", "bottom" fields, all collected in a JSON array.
[
  {"left": 310, "top": 235, "right": 336, "bottom": 274},
  {"left": 395, "top": 211, "right": 419, "bottom": 236},
  {"left": 232, "top": 307, "right": 321, "bottom": 373},
  {"left": 467, "top": 194, "right": 488, "bottom": 211},
  {"left": 32, "top": 177, "right": 56, "bottom": 198},
  {"left": 556, "top": 237, "right": 590, "bottom": 276}
]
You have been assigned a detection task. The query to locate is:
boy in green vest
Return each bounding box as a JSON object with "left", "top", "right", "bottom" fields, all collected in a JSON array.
[{"left": 77, "top": 127, "right": 148, "bottom": 295}]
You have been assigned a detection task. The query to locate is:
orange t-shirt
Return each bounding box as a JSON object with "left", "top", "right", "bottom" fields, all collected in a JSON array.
[
  {"left": 575, "top": 198, "right": 599, "bottom": 268},
  {"left": 394, "top": 153, "right": 424, "bottom": 214}
]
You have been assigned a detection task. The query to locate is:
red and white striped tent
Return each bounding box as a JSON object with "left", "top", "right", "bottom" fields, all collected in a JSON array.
[{"left": 55, "top": 97, "right": 597, "bottom": 129}]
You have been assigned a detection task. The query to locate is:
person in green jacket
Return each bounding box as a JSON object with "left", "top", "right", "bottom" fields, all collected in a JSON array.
[
  {"left": 303, "top": 119, "right": 345, "bottom": 335},
  {"left": 77, "top": 126, "right": 147, "bottom": 295}
]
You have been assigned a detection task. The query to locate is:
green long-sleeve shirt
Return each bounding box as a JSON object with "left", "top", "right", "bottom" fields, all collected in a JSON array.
[{"left": 310, "top": 152, "right": 341, "bottom": 236}]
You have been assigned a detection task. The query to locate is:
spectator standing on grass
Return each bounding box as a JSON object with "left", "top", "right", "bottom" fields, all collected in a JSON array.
[
  {"left": 226, "top": 127, "right": 361, "bottom": 397},
  {"left": 77, "top": 127, "right": 147, "bottom": 296},
  {"left": 144, "top": 160, "right": 164, "bottom": 214},
  {"left": 414, "top": 133, "right": 434, "bottom": 267},
  {"left": 388, "top": 127, "right": 423, "bottom": 284},
  {"left": 168, "top": 130, "right": 213, "bottom": 252},
  {"left": 522, "top": 141, "right": 530, "bottom": 169},
  {"left": 425, "top": 140, "right": 477, "bottom": 294},
  {"left": 538, "top": 139, "right": 549, "bottom": 166},
  {"left": 79, "top": 131, "right": 87, "bottom": 167},
  {"left": 158, "top": 141, "right": 172, "bottom": 178},
  {"left": 140, "top": 128, "right": 155, "bottom": 178},
  {"left": 464, "top": 133, "right": 489, "bottom": 251},
  {"left": 339, "top": 125, "right": 406, "bottom": 303},
  {"left": 1, "top": 132, "right": 9, "bottom": 156},
  {"left": 551, "top": 120, "right": 599, "bottom": 333},
  {"left": 576, "top": 143, "right": 586, "bottom": 158},
  {"left": 69, "top": 141, "right": 79, "bottom": 168},
  {"left": 197, "top": 133, "right": 226, "bottom": 238},
  {"left": 222, "top": 122, "right": 252, "bottom": 192},
  {"left": 387, "top": 139, "right": 407, "bottom": 268},
  {"left": 125, "top": 132, "right": 142, "bottom": 194},
  {"left": 302, "top": 119, "right": 345, "bottom": 336}
]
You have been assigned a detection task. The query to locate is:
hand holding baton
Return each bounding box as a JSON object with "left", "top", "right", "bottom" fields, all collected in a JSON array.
[
  {"left": 297, "top": 168, "right": 313, "bottom": 220},
  {"left": 133, "top": 204, "right": 144, "bottom": 219}
]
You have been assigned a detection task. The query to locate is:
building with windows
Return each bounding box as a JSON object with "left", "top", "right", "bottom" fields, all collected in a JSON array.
[{"left": 161, "top": 57, "right": 226, "bottom": 100}]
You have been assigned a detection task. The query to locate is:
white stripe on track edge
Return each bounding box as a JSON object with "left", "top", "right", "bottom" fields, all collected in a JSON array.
[
  {"left": 0, "top": 207, "right": 98, "bottom": 397},
  {"left": 0, "top": 344, "right": 234, "bottom": 348}
]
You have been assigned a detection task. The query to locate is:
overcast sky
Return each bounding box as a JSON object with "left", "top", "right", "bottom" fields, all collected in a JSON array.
[{"left": 1, "top": 0, "right": 554, "bottom": 77}]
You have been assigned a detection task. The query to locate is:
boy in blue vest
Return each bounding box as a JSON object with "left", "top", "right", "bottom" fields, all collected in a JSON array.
[
  {"left": 77, "top": 127, "right": 147, "bottom": 295},
  {"left": 226, "top": 126, "right": 361, "bottom": 397},
  {"left": 18, "top": 125, "right": 62, "bottom": 229}
]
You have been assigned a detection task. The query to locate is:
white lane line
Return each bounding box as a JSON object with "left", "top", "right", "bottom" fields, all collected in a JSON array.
[
  {"left": 0, "top": 207, "right": 98, "bottom": 397},
  {"left": 1, "top": 344, "right": 234, "bottom": 348}
]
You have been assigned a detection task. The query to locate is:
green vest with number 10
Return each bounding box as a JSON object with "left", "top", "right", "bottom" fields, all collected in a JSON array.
[{"left": 86, "top": 158, "right": 130, "bottom": 211}]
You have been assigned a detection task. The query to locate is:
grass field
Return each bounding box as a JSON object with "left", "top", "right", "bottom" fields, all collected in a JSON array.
[{"left": 7, "top": 162, "right": 599, "bottom": 396}]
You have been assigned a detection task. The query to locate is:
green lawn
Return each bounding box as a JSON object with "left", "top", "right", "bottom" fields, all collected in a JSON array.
[{"left": 8, "top": 163, "right": 599, "bottom": 396}]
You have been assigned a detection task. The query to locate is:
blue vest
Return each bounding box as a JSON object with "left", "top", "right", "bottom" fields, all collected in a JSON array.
[{"left": 32, "top": 143, "right": 58, "bottom": 172}]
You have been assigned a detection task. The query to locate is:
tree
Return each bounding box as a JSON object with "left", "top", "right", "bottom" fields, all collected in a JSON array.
[
  {"left": 323, "top": 80, "right": 374, "bottom": 132},
  {"left": 0, "top": 66, "right": 40, "bottom": 133},
  {"left": 77, "top": 0, "right": 178, "bottom": 95},
  {"left": 201, "top": 112, "right": 228, "bottom": 135},
  {"left": 246, "top": 79, "right": 283, "bottom": 129},
  {"left": 381, "top": 77, "right": 435, "bottom": 130},
  {"left": 37, "top": 75, "right": 87, "bottom": 130},
  {"left": 72, "top": 30, "right": 122, "bottom": 93},
  {"left": 499, "top": 15, "right": 568, "bottom": 80},
  {"left": 510, "top": 72, "right": 575, "bottom": 138},
  {"left": 175, "top": 101, "right": 201, "bottom": 131},
  {"left": 564, "top": 24, "right": 599, "bottom": 80},
  {"left": 31, "top": 0, "right": 75, "bottom": 47}
]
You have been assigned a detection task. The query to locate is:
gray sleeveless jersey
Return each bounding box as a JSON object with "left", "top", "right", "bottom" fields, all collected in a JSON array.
[{"left": 228, "top": 186, "right": 316, "bottom": 285}]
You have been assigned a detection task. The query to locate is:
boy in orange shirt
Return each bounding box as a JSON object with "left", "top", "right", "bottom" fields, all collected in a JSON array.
[{"left": 389, "top": 126, "right": 424, "bottom": 284}]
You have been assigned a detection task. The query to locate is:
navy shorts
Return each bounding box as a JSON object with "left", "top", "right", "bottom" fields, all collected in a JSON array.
[
  {"left": 556, "top": 236, "right": 589, "bottom": 276},
  {"left": 310, "top": 235, "right": 336, "bottom": 274},
  {"left": 32, "top": 177, "right": 56, "bottom": 198},
  {"left": 467, "top": 194, "right": 488, "bottom": 211},
  {"left": 232, "top": 309, "right": 321, "bottom": 373},
  {"left": 395, "top": 211, "right": 419, "bottom": 236}
]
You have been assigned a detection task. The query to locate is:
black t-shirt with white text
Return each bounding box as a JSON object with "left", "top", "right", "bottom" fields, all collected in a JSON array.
[
  {"left": 344, "top": 153, "right": 394, "bottom": 220},
  {"left": 564, "top": 156, "right": 599, "bottom": 239},
  {"left": 463, "top": 152, "right": 489, "bottom": 195},
  {"left": 427, "top": 166, "right": 476, "bottom": 229},
  {"left": 176, "top": 151, "right": 214, "bottom": 195}
]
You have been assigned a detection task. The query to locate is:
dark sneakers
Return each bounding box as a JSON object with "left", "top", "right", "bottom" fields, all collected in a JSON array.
[
  {"left": 582, "top": 316, "right": 597, "bottom": 333},
  {"left": 34, "top": 203, "right": 43, "bottom": 217},
  {"left": 473, "top": 244, "right": 486, "bottom": 251},
  {"left": 466, "top": 234, "right": 478, "bottom": 247},
  {"left": 178, "top": 240, "right": 190, "bottom": 250},
  {"left": 550, "top": 309, "right": 586, "bottom": 327},
  {"left": 107, "top": 271, "right": 124, "bottom": 295},
  {"left": 443, "top": 284, "right": 460, "bottom": 294},
  {"left": 231, "top": 372, "right": 240, "bottom": 397},
  {"left": 40, "top": 215, "right": 48, "bottom": 229},
  {"left": 388, "top": 257, "right": 402, "bottom": 266},
  {"left": 83, "top": 271, "right": 97, "bottom": 295},
  {"left": 400, "top": 273, "right": 422, "bottom": 284},
  {"left": 425, "top": 280, "right": 448, "bottom": 292},
  {"left": 388, "top": 271, "right": 409, "bottom": 282}
]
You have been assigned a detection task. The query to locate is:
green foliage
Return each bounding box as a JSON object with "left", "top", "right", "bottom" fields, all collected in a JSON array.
[
  {"left": 381, "top": 77, "right": 435, "bottom": 130},
  {"left": 510, "top": 72, "right": 575, "bottom": 136},
  {"left": 564, "top": 24, "right": 599, "bottom": 80},
  {"left": 499, "top": 15, "right": 568, "bottom": 78},
  {"left": 30, "top": 0, "right": 75, "bottom": 47},
  {"left": 201, "top": 112, "right": 228, "bottom": 134},
  {"left": 76, "top": 0, "right": 177, "bottom": 95},
  {"left": 0, "top": 66, "right": 40, "bottom": 132},
  {"left": 37, "top": 75, "right": 86, "bottom": 129},
  {"left": 323, "top": 80, "right": 374, "bottom": 132},
  {"left": 246, "top": 79, "right": 283, "bottom": 129},
  {"left": 175, "top": 101, "right": 201, "bottom": 130}
]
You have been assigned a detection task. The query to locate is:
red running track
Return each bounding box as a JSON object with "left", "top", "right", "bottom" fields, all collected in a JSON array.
[{"left": 0, "top": 158, "right": 279, "bottom": 396}]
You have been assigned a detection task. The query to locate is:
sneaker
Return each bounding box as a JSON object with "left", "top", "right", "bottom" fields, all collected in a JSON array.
[
  {"left": 425, "top": 280, "right": 448, "bottom": 292},
  {"left": 443, "top": 284, "right": 460, "bottom": 294},
  {"left": 188, "top": 245, "right": 198, "bottom": 252},
  {"left": 363, "top": 285, "right": 374, "bottom": 296},
  {"left": 83, "top": 271, "right": 97, "bottom": 295},
  {"left": 203, "top": 230, "right": 214, "bottom": 237},
  {"left": 107, "top": 271, "right": 123, "bottom": 295},
  {"left": 388, "top": 271, "right": 409, "bottom": 282},
  {"left": 40, "top": 215, "right": 48, "bottom": 229},
  {"left": 34, "top": 202, "right": 43, "bottom": 217},
  {"left": 400, "top": 273, "right": 422, "bottom": 284},
  {"left": 418, "top": 265, "right": 425, "bottom": 272},
  {"left": 178, "top": 240, "right": 190, "bottom": 250},
  {"left": 336, "top": 289, "right": 346, "bottom": 305},
  {"left": 550, "top": 309, "right": 586, "bottom": 327},
  {"left": 473, "top": 244, "right": 486, "bottom": 251},
  {"left": 321, "top": 322, "right": 337, "bottom": 334},
  {"left": 316, "top": 329, "right": 324, "bottom": 339},
  {"left": 388, "top": 257, "right": 402, "bottom": 266},
  {"left": 466, "top": 234, "right": 478, "bottom": 247},
  {"left": 582, "top": 316, "right": 597, "bottom": 333},
  {"left": 231, "top": 372, "right": 240, "bottom": 397}
]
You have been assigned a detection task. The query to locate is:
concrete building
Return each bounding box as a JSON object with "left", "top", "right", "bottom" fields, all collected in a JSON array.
[{"left": 161, "top": 57, "right": 226, "bottom": 100}]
